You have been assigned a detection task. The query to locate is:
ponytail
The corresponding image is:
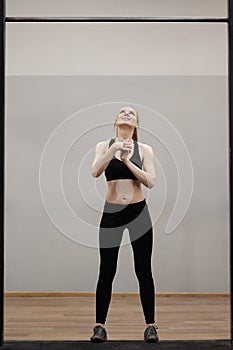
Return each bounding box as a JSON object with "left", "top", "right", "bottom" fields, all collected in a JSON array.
[{"left": 132, "top": 127, "right": 138, "bottom": 141}]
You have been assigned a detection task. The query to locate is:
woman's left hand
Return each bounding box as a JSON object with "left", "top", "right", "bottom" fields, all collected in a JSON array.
[
  {"left": 120, "top": 150, "right": 130, "bottom": 160},
  {"left": 120, "top": 140, "right": 133, "bottom": 160}
]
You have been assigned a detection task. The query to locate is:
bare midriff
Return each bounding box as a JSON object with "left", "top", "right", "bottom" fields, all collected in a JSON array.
[{"left": 105, "top": 179, "right": 145, "bottom": 204}]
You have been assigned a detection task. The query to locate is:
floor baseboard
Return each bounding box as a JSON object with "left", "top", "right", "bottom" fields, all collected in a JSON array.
[{"left": 1, "top": 339, "right": 231, "bottom": 350}]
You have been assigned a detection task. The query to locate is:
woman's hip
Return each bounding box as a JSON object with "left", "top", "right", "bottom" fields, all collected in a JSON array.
[{"left": 99, "top": 198, "right": 152, "bottom": 228}]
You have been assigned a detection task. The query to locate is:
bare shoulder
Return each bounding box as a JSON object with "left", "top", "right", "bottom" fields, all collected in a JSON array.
[
  {"left": 137, "top": 141, "right": 153, "bottom": 163},
  {"left": 138, "top": 142, "right": 154, "bottom": 155},
  {"left": 94, "top": 139, "right": 112, "bottom": 154}
]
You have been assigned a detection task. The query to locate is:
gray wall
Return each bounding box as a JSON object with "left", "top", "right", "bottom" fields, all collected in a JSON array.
[
  {"left": 6, "top": 0, "right": 227, "bottom": 18},
  {"left": 5, "top": 3, "right": 228, "bottom": 294}
]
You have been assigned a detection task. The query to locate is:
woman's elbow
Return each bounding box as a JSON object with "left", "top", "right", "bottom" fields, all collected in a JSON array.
[
  {"left": 92, "top": 171, "right": 100, "bottom": 178},
  {"left": 91, "top": 168, "right": 101, "bottom": 178},
  {"left": 148, "top": 176, "right": 156, "bottom": 189},
  {"left": 91, "top": 166, "right": 98, "bottom": 178}
]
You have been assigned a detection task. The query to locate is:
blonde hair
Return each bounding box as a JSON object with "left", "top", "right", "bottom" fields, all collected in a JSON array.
[{"left": 113, "top": 108, "right": 139, "bottom": 141}]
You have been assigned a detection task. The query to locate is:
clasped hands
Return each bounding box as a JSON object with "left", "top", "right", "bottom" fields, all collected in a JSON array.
[{"left": 118, "top": 139, "right": 133, "bottom": 161}]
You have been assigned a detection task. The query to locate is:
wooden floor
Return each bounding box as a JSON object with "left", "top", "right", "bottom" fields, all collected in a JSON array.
[{"left": 3, "top": 295, "right": 230, "bottom": 341}]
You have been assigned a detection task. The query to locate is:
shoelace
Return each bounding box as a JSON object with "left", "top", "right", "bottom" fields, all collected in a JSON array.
[
  {"left": 94, "top": 326, "right": 105, "bottom": 334},
  {"left": 146, "top": 325, "right": 158, "bottom": 335}
]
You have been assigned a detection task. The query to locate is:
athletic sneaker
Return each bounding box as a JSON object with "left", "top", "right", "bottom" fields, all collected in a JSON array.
[
  {"left": 90, "top": 325, "right": 107, "bottom": 342},
  {"left": 144, "top": 324, "right": 159, "bottom": 342}
]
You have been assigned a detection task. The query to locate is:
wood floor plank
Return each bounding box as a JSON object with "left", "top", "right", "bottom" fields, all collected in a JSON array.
[{"left": 3, "top": 295, "right": 230, "bottom": 341}]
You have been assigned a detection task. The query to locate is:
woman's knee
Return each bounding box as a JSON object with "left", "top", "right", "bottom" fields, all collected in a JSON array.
[
  {"left": 134, "top": 266, "right": 153, "bottom": 281},
  {"left": 98, "top": 265, "right": 117, "bottom": 281}
]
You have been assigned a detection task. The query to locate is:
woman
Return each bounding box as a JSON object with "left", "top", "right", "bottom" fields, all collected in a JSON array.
[{"left": 90, "top": 106, "right": 159, "bottom": 342}]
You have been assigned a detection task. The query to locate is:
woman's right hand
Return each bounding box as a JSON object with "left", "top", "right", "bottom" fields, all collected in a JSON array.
[
  {"left": 111, "top": 139, "right": 133, "bottom": 159},
  {"left": 112, "top": 139, "right": 132, "bottom": 152}
]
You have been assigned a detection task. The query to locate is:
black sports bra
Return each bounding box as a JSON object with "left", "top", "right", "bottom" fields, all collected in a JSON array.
[{"left": 104, "top": 138, "right": 143, "bottom": 182}]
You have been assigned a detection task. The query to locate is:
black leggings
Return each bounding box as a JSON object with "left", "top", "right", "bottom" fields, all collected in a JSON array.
[{"left": 95, "top": 198, "right": 155, "bottom": 325}]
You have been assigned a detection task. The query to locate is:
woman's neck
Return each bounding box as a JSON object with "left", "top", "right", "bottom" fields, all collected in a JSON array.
[
  {"left": 117, "top": 130, "right": 133, "bottom": 140},
  {"left": 115, "top": 124, "right": 134, "bottom": 141},
  {"left": 116, "top": 135, "right": 133, "bottom": 141}
]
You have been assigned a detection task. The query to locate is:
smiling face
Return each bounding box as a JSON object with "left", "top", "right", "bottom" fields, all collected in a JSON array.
[{"left": 115, "top": 106, "right": 138, "bottom": 129}]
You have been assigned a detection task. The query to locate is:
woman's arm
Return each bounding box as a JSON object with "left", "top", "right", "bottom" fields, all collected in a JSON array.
[
  {"left": 122, "top": 144, "right": 156, "bottom": 188},
  {"left": 91, "top": 139, "right": 130, "bottom": 177},
  {"left": 91, "top": 141, "right": 117, "bottom": 178}
]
